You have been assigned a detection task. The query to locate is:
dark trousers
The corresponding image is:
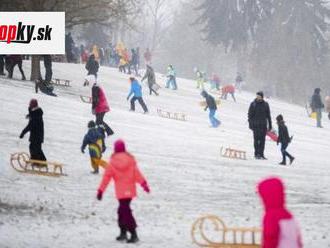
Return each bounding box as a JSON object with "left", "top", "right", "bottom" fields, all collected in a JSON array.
[
  {"left": 118, "top": 199, "right": 137, "bottom": 231},
  {"left": 8, "top": 60, "right": 26, "bottom": 79},
  {"left": 130, "top": 97, "right": 148, "bottom": 112},
  {"left": 281, "top": 143, "right": 293, "bottom": 163},
  {"left": 44, "top": 66, "right": 52, "bottom": 83},
  {"left": 128, "top": 63, "right": 138, "bottom": 76},
  {"left": 95, "top": 112, "right": 114, "bottom": 136},
  {"left": 148, "top": 85, "right": 158, "bottom": 95},
  {"left": 29, "top": 142, "right": 47, "bottom": 161},
  {"left": 253, "top": 127, "right": 267, "bottom": 157},
  {"left": 0, "top": 55, "right": 5, "bottom": 74}
]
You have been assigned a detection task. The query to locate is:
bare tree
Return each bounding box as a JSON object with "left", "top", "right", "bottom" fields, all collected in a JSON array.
[
  {"left": 0, "top": 0, "right": 139, "bottom": 80},
  {"left": 145, "top": 0, "right": 172, "bottom": 52}
]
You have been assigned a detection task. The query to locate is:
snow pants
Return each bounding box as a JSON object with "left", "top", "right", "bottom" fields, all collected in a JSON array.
[
  {"left": 315, "top": 108, "right": 322, "bottom": 127},
  {"left": 253, "top": 127, "right": 267, "bottom": 157},
  {"left": 130, "top": 97, "right": 148, "bottom": 112},
  {"left": 118, "top": 199, "right": 137, "bottom": 231},
  {"left": 280, "top": 143, "right": 294, "bottom": 164},
  {"left": 95, "top": 112, "right": 114, "bottom": 136},
  {"left": 165, "top": 76, "right": 177, "bottom": 90},
  {"left": 7, "top": 59, "right": 26, "bottom": 80},
  {"left": 209, "top": 109, "right": 220, "bottom": 127}
]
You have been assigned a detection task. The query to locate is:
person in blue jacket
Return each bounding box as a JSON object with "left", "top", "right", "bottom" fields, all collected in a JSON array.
[{"left": 127, "top": 77, "right": 148, "bottom": 113}]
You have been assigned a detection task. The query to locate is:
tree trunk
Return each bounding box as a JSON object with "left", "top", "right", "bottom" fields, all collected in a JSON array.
[{"left": 30, "top": 55, "right": 41, "bottom": 81}]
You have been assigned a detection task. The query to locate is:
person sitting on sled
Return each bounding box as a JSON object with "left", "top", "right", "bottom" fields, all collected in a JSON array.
[
  {"left": 81, "top": 120, "right": 107, "bottom": 174},
  {"left": 96, "top": 139, "right": 150, "bottom": 243}
]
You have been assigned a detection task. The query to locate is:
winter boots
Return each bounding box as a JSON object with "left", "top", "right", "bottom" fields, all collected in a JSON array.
[
  {"left": 116, "top": 228, "right": 127, "bottom": 241},
  {"left": 127, "top": 229, "right": 139, "bottom": 243},
  {"left": 116, "top": 228, "right": 139, "bottom": 243}
]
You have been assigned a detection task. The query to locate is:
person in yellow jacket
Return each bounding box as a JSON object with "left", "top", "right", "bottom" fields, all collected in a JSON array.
[{"left": 92, "top": 45, "right": 100, "bottom": 61}]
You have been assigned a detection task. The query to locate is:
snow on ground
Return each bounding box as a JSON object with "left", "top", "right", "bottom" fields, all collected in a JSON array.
[{"left": 0, "top": 62, "right": 330, "bottom": 248}]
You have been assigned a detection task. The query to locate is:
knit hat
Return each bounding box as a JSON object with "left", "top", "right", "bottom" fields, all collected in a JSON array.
[
  {"left": 29, "top": 99, "right": 38, "bottom": 109},
  {"left": 88, "top": 120, "right": 96, "bottom": 128},
  {"left": 276, "top": 114, "right": 284, "bottom": 122},
  {"left": 114, "top": 139, "right": 126, "bottom": 153},
  {"left": 201, "top": 90, "right": 207, "bottom": 97},
  {"left": 256, "top": 91, "right": 264, "bottom": 98}
]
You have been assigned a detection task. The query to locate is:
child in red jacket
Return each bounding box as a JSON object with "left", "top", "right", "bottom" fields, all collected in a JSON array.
[
  {"left": 258, "top": 177, "right": 303, "bottom": 248},
  {"left": 96, "top": 139, "right": 150, "bottom": 243}
]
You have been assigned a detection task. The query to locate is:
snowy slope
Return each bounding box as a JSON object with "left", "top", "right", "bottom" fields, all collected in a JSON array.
[{"left": 0, "top": 62, "right": 329, "bottom": 248}]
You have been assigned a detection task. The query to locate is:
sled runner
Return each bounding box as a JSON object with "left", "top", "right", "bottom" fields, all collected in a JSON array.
[
  {"left": 220, "top": 147, "right": 247, "bottom": 160},
  {"left": 266, "top": 130, "right": 278, "bottom": 142},
  {"left": 51, "top": 78, "right": 71, "bottom": 87},
  {"left": 10, "top": 152, "right": 66, "bottom": 177},
  {"left": 80, "top": 95, "right": 92, "bottom": 104},
  {"left": 191, "top": 215, "right": 261, "bottom": 248},
  {"left": 200, "top": 99, "right": 221, "bottom": 107},
  {"left": 157, "top": 109, "right": 186, "bottom": 121}
]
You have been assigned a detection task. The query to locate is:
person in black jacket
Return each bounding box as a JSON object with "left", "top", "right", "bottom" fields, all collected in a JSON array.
[
  {"left": 311, "top": 88, "right": 324, "bottom": 128},
  {"left": 141, "top": 65, "right": 158, "bottom": 96},
  {"left": 6, "top": 55, "right": 26, "bottom": 80},
  {"left": 276, "top": 115, "right": 294, "bottom": 165},
  {"left": 19, "top": 99, "right": 47, "bottom": 161},
  {"left": 201, "top": 90, "right": 221, "bottom": 128},
  {"left": 248, "top": 91, "right": 272, "bottom": 159},
  {"left": 85, "top": 54, "right": 99, "bottom": 78}
]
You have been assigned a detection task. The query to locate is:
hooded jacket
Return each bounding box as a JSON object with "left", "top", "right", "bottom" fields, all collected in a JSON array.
[
  {"left": 248, "top": 99, "right": 272, "bottom": 130},
  {"left": 142, "top": 65, "right": 156, "bottom": 86},
  {"left": 311, "top": 88, "right": 324, "bottom": 111},
  {"left": 258, "top": 178, "right": 303, "bottom": 248},
  {"left": 92, "top": 84, "right": 110, "bottom": 114},
  {"left": 98, "top": 152, "right": 146, "bottom": 199},
  {"left": 201, "top": 91, "right": 217, "bottom": 110},
  {"left": 277, "top": 121, "right": 290, "bottom": 145},
  {"left": 81, "top": 127, "right": 105, "bottom": 158},
  {"left": 127, "top": 80, "right": 142, "bottom": 98},
  {"left": 20, "top": 107, "right": 44, "bottom": 143}
]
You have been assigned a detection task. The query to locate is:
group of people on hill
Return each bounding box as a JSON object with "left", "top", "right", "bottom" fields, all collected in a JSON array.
[
  {"left": 65, "top": 32, "right": 152, "bottom": 77},
  {"left": 0, "top": 55, "right": 26, "bottom": 80}
]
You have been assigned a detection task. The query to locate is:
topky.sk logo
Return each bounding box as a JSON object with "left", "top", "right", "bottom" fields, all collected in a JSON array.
[
  {"left": 0, "top": 22, "right": 52, "bottom": 44},
  {"left": 0, "top": 12, "right": 65, "bottom": 54}
]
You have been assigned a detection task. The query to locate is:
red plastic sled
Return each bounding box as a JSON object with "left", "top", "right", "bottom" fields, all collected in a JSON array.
[{"left": 267, "top": 130, "right": 278, "bottom": 142}]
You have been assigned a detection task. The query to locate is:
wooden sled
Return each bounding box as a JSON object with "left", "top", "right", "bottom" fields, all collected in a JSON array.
[
  {"left": 192, "top": 215, "right": 261, "bottom": 248},
  {"left": 10, "top": 152, "right": 66, "bottom": 177},
  {"left": 51, "top": 78, "right": 71, "bottom": 87},
  {"left": 200, "top": 100, "right": 221, "bottom": 107},
  {"left": 220, "top": 147, "right": 247, "bottom": 160},
  {"left": 80, "top": 95, "right": 92, "bottom": 104},
  {"left": 157, "top": 109, "right": 187, "bottom": 121}
]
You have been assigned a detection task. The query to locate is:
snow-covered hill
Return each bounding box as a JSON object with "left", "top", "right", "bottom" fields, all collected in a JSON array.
[{"left": 0, "top": 62, "right": 329, "bottom": 248}]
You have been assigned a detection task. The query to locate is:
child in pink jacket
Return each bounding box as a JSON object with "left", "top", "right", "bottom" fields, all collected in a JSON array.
[
  {"left": 258, "top": 177, "right": 303, "bottom": 248},
  {"left": 96, "top": 139, "right": 150, "bottom": 243}
]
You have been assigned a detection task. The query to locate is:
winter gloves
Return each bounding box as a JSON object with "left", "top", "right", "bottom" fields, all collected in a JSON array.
[
  {"left": 141, "top": 181, "right": 150, "bottom": 193},
  {"left": 96, "top": 189, "right": 103, "bottom": 201},
  {"left": 19, "top": 133, "right": 24, "bottom": 139}
]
